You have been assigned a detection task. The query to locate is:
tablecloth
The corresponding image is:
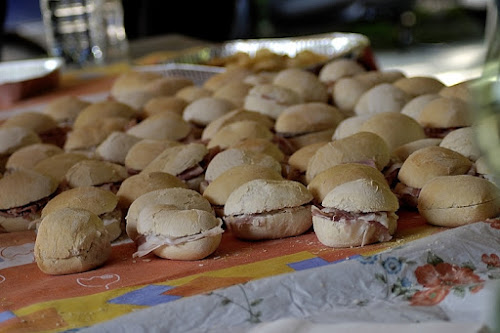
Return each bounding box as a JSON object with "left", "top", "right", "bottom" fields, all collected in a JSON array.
[{"left": 2, "top": 211, "right": 499, "bottom": 332}]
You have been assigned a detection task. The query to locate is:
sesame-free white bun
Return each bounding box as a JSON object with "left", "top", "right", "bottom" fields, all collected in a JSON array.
[
  {"left": 41, "top": 186, "right": 123, "bottom": 241},
  {"left": 6, "top": 143, "right": 63, "bottom": 171},
  {"left": 318, "top": 58, "right": 366, "bottom": 85},
  {"left": 141, "top": 142, "right": 208, "bottom": 176},
  {"left": 418, "top": 175, "right": 500, "bottom": 227},
  {"left": 0, "top": 168, "right": 58, "bottom": 232},
  {"left": 401, "top": 94, "right": 440, "bottom": 121},
  {"left": 96, "top": 131, "right": 141, "bottom": 164},
  {"left": 34, "top": 152, "right": 88, "bottom": 183},
  {"left": 393, "top": 76, "right": 445, "bottom": 97},
  {"left": 207, "top": 120, "right": 273, "bottom": 150},
  {"left": 124, "top": 139, "right": 181, "bottom": 173},
  {"left": 0, "top": 126, "right": 41, "bottom": 156},
  {"left": 212, "top": 81, "right": 252, "bottom": 107},
  {"left": 397, "top": 146, "right": 473, "bottom": 189},
  {"left": 64, "top": 159, "right": 128, "bottom": 188},
  {"left": 353, "top": 70, "right": 405, "bottom": 87},
  {"left": 2, "top": 112, "right": 58, "bottom": 134},
  {"left": 359, "top": 112, "right": 426, "bottom": 151},
  {"left": 273, "top": 68, "right": 328, "bottom": 103},
  {"left": 126, "top": 188, "right": 213, "bottom": 242},
  {"left": 34, "top": 207, "right": 111, "bottom": 275},
  {"left": 331, "top": 115, "right": 370, "bottom": 140},
  {"left": 175, "top": 85, "right": 212, "bottom": 103},
  {"left": 231, "top": 138, "right": 285, "bottom": 162},
  {"left": 321, "top": 178, "right": 399, "bottom": 213},
  {"left": 110, "top": 71, "right": 193, "bottom": 109},
  {"left": 306, "top": 131, "right": 390, "bottom": 183},
  {"left": 135, "top": 206, "right": 223, "bottom": 260},
  {"left": 42, "top": 95, "right": 90, "bottom": 126},
  {"left": 201, "top": 109, "right": 274, "bottom": 141},
  {"left": 439, "top": 127, "right": 480, "bottom": 161},
  {"left": 332, "top": 77, "right": 371, "bottom": 112},
  {"left": 354, "top": 83, "right": 412, "bottom": 116},
  {"left": 307, "top": 163, "right": 388, "bottom": 204},
  {"left": 224, "top": 179, "right": 313, "bottom": 240},
  {"left": 73, "top": 100, "right": 137, "bottom": 129},
  {"left": 126, "top": 112, "right": 191, "bottom": 141},
  {"left": 439, "top": 80, "right": 471, "bottom": 102},
  {"left": 288, "top": 141, "right": 328, "bottom": 175},
  {"left": 183, "top": 97, "right": 236, "bottom": 127},
  {"left": 142, "top": 96, "right": 188, "bottom": 117},
  {"left": 417, "top": 97, "right": 472, "bottom": 129},
  {"left": 243, "top": 84, "right": 303, "bottom": 120},
  {"left": 117, "top": 171, "right": 188, "bottom": 208},
  {"left": 205, "top": 148, "right": 282, "bottom": 183},
  {"left": 392, "top": 138, "right": 442, "bottom": 162},
  {"left": 203, "top": 164, "right": 283, "bottom": 207}
]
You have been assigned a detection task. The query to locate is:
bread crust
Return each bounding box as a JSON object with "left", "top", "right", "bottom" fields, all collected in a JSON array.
[
  {"left": 34, "top": 207, "right": 111, "bottom": 275},
  {"left": 418, "top": 175, "right": 500, "bottom": 227},
  {"left": 183, "top": 97, "right": 236, "bottom": 126}
]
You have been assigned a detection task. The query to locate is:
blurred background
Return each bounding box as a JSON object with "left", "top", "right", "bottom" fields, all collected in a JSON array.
[{"left": 0, "top": 0, "right": 493, "bottom": 83}]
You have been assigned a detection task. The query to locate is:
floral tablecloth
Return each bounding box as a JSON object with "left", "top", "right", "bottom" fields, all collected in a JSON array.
[{"left": 1, "top": 211, "right": 499, "bottom": 332}]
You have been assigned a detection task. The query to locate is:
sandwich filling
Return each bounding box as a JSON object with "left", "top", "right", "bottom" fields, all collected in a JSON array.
[
  {"left": 0, "top": 196, "right": 52, "bottom": 221},
  {"left": 133, "top": 219, "right": 224, "bottom": 258},
  {"left": 224, "top": 205, "right": 311, "bottom": 226},
  {"left": 393, "top": 182, "right": 420, "bottom": 208},
  {"left": 311, "top": 205, "right": 397, "bottom": 243}
]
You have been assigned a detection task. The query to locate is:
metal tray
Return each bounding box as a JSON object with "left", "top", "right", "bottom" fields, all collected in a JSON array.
[
  {"left": 135, "top": 63, "right": 226, "bottom": 86},
  {"left": 163, "top": 32, "right": 372, "bottom": 69}
]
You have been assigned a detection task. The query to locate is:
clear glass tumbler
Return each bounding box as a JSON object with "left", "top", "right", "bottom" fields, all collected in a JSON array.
[{"left": 39, "top": 0, "right": 129, "bottom": 68}]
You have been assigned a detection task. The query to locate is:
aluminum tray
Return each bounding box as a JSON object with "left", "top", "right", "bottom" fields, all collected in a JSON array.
[
  {"left": 135, "top": 63, "right": 226, "bottom": 86},
  {"left": 163, "top": 32, "right": 373, "bottom": 70}
]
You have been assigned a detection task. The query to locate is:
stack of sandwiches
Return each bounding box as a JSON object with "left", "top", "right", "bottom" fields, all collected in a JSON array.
[{"left": 0, "top": 60, "right": 498, "bottom": 276}]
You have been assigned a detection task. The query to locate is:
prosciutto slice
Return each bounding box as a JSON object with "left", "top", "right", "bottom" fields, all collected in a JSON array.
[{"left": 133, "top": 219, "right": 224, "bottom": 258}]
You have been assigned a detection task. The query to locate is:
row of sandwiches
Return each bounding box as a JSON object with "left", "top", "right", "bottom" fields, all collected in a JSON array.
[{"left": 0, "top": 58, "right": 499, "bottom": 275}]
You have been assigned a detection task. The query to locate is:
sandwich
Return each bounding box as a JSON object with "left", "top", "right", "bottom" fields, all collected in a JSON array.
[
  {"left": 273, "top": 68, "right": 329, "bottom": 103},
  {"left": 353, "top": 70, "right": 405, "bottom": 87},
  {"left": 274, "top": 102, "right": 344, "bottom": 154},
  {"left": 212, "top": 81, "right": 252, "bottom": 107},
  {"left": 133, "top": 205, "right": 224, "bottom": 260},
  {"left": 418, "top": 175, "right": 500, "bottom": 227},
  {"left": 182, "top": 96, "right": 236, "bottom": 128},
  {"left": 243, "top": 71, "right": 277, "bottom": 86},
  {"left": 126, "top": 187, "right": 213, "bottom": 242},
  {"left": 42, "top": 186, "right": 123, "bottom": 241},
  {"left": 439, "top": 80, "right": 471, "bottom": 102},
  {"left": 116, "top": 171, "right": 188, "bottom": 209},
  {"left": 393, "top": 76, "right": 445, "bottom": 97},
  {"left": 417, "top": 96, "right": 472, "bottom": 138},
  {"left": 305, "top": 131, "right": 390, "bottom": 184},
  {"left": 64, "top": 117, "right": 132, "bottom": 157},
  {"left": 33, "top": 152, "right": 89, "bottom": 183},
  {"left": 230, "top": 138, "right": 285, "bottom": 163},
  {"left": 141, "top": 142, "right": 216, "bottom": 190},
  {"left": 207, "top": 120, "right": 274, "bottom": 150},
  {"left": 359, "top": 112, "right": 426, "bottom": 151},
  {"left": 331, "top": 115, "right": 370, "bottom": 140},
  {"left": 142, "top": 96, "right": 188, "bottom": 117},
  {"left": 110, "top": 71, "right": 194, "bottom": 110},
  {"left": 400, "top": 94, "right": 440, "bottom": 121},
  {"left": 126, "top": 112, "right": 192, "bottom": 142},
  {"left": 0, "top": 168, "right": 58, "bottom": 232},
  {"left": 223, "top": 179, "right": 313, "bottom": 240},
  {"left": 2, "top": 111, "right": 66, "bottom": 148},
  {"left": 5, "top": 143, "right": 63, "bottom": 171},
  {"left": 474, "top": 156, "right": 500, "bottom": 186},
  {"left": 124, "top": 139, "right": 181, "bottom": 175},
  {"left": 439, "top": 126, "right": 480, "bottom": 161},
  {"left": 34, "top": 207, "right": 111, "bottom": 275},
  {"left": 394, "top": 146, "right": 473, "bottom": 209},
  {"left": 73, "top": 100, "right": 139, "bottom": 129},
  {"left": 96, "top": 131, "right": 141, "bottom": 165},
  {"left": 287, "top": 141, "right": 328, "bottom": 184},
  {"left": 354, "top": 83, "right": 412, "bottom": 116},
  {"left": 175, "top": 85, "right": 212, "bottom": 103},
  {"left": 42, "top": 95, "right": 90, "bottom": 129},
  {"left": 202, "top": 164, "right": 284, "bottom": 217},
  {"left": 201, "top": 109, "right": 274, "bottom": 142},
  {"left": 202, "top": 148, "right": 282, "bottom": 192},
  {"left": 318, "top": 58, "right": 366, "bottom": 91},
  {"left": 202, "top": 67, "right": 252, "bottom": 92},
  {"left": 392, "top": 138, "right": 442, "bottom": 163},
  {"left": 308, "top": 163, "right": 399, "bottom": 248},
  {"left": 63, "top": 159, "right": 128, "bottom": 193},
  {"left": 0, "top": 126, "right": 41, "bottom": 172},
  {"left": 331, "top": 77, "right": 371, "bottom": 114},
  {"left": 243, "top": 83, "right": 303, "bottom": 120}
]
